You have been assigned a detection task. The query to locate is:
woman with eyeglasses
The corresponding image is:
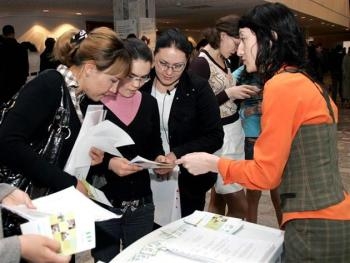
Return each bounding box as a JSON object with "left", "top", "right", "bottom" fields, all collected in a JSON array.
[
  {"left": 189, "top": 15, "right": 260, "bottom": 219},
  {"left": 89, "top": 38, "right": 166, "bottom": 262},
  {"left": 141, "top": 28, "right": 224, "bottom": 220}
]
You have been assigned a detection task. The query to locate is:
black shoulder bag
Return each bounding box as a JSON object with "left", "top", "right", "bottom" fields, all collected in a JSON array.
[{"left": 0, "top": 76, "right": 71, "bottom": 236}]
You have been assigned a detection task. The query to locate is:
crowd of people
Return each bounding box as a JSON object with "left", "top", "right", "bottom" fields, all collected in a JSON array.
[{"left": 0, "top": 2, "right": 349, "bottom": 263}]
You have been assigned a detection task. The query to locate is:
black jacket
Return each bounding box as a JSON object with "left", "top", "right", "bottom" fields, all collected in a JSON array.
[
  {"left": 0, "top": 70, "right": 79, "bottom": 191},
  {"left": 141, "top": 69, "right": 224, "bottom": 180}
]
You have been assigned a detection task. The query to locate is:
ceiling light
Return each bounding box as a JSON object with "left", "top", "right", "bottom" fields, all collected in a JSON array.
[
  {"left": 43, "top": 9, "right": 49, "bottom": 13},
  {"left": 76, "top": 12, "right": 82, "bottom": 15}
]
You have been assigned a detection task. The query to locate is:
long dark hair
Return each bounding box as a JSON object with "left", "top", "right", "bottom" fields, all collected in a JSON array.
[{"left": 239, "top": 3, "right": 308, "bottom": 81}]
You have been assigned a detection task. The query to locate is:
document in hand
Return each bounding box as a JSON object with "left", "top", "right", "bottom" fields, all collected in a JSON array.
[
  {"left": 64, "top": 105, "right": 134, "bottom": 180},
  {"left": 1, "top": 187, "right": 120, "bottom": 255},
  {"left": 130, "top": 156, "right": 175, "bottom": 169}
]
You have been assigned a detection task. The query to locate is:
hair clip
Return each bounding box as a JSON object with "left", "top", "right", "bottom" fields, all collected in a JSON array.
[{"left": 71, "top": 29, "right": 88, "bottom": 44}]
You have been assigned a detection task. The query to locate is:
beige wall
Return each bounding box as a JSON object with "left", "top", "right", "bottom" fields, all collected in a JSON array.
[
  {"left": 267, "top": 0, "right": 349, "bottom": 27},
  {"left": 0, "top": 15, "right": 103, "bottom": 53}
]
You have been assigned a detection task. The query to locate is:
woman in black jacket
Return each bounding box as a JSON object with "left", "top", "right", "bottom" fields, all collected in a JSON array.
[{"left": 141, "top": 28, "right": 224, "bottom": 218}]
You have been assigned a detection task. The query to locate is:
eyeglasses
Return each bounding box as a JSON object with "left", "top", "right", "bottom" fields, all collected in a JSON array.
[
  {"left": 126, "top": 75, "right": 151, "bottom": 84},
  {"left": 157, "top": 60, "right": 186, "bottom": 72}
]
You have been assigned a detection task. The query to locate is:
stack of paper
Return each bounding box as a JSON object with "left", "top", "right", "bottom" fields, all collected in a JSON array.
[{"left": 1, "top": 187, "right": 120, "bottom": 255}]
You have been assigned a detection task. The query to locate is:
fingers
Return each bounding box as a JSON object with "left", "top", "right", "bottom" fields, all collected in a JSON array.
[
  {"left": 24, "top": 194, "right": 36, "bottom": 209},
  {"left": 76, "top": 180, "right": 88, "bottom": 196},
  {"left": 43, "top": 236, "right": 62, "bottom": 252},
  {"left": 243, "top": 84, "right": 261, "bottom": 92},
  {"left": 89, "top": 147, "right": 104, "bottom": 166},
  {"left": 109, "top": 157, "right": 143, "bottom": 176}
]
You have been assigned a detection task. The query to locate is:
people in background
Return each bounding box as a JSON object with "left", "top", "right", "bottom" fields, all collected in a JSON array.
[
  {"left": 0, "top": 24, "right": 28, "bottom": 103},
  {"left": 0, "top": 183, "right": 71, "bottom": 263},
  {"left": 329, "top": 44, "right": 345, "bottom": 104},
  {"left": 141, "top": 28, "right": 224, "bottom": 218},
  {"left": 21, "top": 41, "right": 40, "bottom": 82},
  {"left": 90, "top": 38, "right": 166, "bottom": 262},
  {"left": 141, "top": 35, "right": 150, "bottom": 46},
  {"left": 40, "top": 37, "right": 60, "bottom": 72},
  {"left": 341, "top": 47, "right": 350, "bottom": 107},
  {"left": 235, "top": 66, "right": 281, "bottom": 225},
  {"left": 177, "top": 3, "right": 350, "bottom": 261},
  {"left": 189, "top": 15, "right": 259, "bottom": 218}
]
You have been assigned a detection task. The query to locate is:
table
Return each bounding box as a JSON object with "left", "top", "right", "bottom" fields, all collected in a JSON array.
[{"left": 111, "top": 211, "right": 284, "bottom": 263}]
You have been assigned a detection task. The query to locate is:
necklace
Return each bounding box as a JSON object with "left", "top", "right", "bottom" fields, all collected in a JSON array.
[{"left": 152, "top": 80, "right": 176, "bottom": 148}]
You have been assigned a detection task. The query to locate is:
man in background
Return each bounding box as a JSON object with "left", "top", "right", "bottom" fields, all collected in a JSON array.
[{"left": 0, "top": 25, "right": 28, "bottom": 103}]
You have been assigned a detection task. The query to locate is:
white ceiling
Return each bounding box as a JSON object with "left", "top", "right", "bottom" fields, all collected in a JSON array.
[{"left": 0, "top": 0, "right": 349, "bottom": 37}]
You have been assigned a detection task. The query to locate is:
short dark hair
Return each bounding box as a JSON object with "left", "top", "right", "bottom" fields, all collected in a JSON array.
[
  {"left": 2, "top": 25, "right": 15, "bottom": 36},
  {"left": 154, "top": 28, "right": 193, "bottom": 59}
]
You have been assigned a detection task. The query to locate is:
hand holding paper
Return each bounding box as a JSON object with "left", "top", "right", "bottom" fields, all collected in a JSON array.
[
  {"left": 109, "top": 156, "right": 143, "bottom": 177},
  {"left": 130, "top": 156, "right": 175, "bottom": 169},
  {"left": 2, "top": 187, "right": 120, "bottom": 255}
]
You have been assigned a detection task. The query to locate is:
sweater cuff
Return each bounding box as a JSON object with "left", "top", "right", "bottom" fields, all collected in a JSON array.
[
  {"left": 0, "top": 184, "right": 16, "bottom": 201},
  {"left": 0, "top": 236, "right": 21, "bottom": 263},
  {"left": 218, "top": 158, "right": 234, "bottom": 185}
]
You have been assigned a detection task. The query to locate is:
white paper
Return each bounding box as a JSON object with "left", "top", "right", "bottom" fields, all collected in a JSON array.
[
  {"left": 2, "top": 187, "right": 120, "bottom": 222},
  {"left": 150, "top": 168, "right": 181, "bottom": 226},
  {"left": 64, "top": 105, "right": 106, "bottom": 178},
  {"left": 183, "top": 210, "right": 243, "bottom": 235},
  {"left": 163, "top": 225, "right": 275, "bottom": 263},
  {"left": 32, "top": 187, "right": 119, "bottom": 221},
  {"left": 64, "top": 105, "right": 135, "bottom": 180},
  {"left": 2, "top": 187, "right": 119, "bottom": 256},
  {"left": 130, "top": 156, "right": 175, "bottom": 169},
  {"left": 20, "top": 212, "right": 95, "bottom": 255},
  {"left": 83, "top": 180, "right": 113, "bottom": 207}
]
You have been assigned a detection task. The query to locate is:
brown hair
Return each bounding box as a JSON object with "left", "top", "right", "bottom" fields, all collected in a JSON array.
[
  {"left": 202, "top": 15, "right": 238, "bottom": 49},
  {"left": 54, "top": 27, "right": 131, "bottom": 77}
]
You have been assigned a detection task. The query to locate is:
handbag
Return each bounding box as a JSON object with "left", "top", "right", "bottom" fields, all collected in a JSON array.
[{"left": 0, "top": 75, "right": 71, "bottom": 236}]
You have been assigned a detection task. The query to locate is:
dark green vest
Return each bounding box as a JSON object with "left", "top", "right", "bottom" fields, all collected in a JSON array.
[
  {"left": 279, "top": 123, "right": 345, "bottom": 212},
  {"left": 279, "top": 69, "right": 345, "bottom": 212}
]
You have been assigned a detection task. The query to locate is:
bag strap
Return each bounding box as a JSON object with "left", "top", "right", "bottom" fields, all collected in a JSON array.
[
  {"left": 0, "top": 91, "right": 20, "bottom": 125},
  {"left": 48, "top": 74, "right": 71, "bottom": 139}
]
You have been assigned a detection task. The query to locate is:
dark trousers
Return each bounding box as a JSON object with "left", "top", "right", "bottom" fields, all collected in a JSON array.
[
  {"left": 91, "top": 202, "right": 154, "bottom": 262},
  {"left": 178, "top": 171, "right": 217, "bottom": 217}
]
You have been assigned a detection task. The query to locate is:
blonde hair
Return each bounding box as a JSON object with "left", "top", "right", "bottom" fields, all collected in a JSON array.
[{"left": 54, "top": 27, "right": 130, "bottom": 77}]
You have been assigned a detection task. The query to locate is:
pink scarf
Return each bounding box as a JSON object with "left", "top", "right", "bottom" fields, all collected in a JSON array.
[{"left": 102, "top": 91, "right": 142, "bottom": 126}]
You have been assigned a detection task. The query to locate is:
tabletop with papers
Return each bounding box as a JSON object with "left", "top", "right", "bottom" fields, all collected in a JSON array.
[{"left": 111, "top": 210, "right": 284, "bottom": 263}]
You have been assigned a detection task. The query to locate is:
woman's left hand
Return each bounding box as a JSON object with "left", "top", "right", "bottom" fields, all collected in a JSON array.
[
  {"left": 2, "top": 189, "right": 35, "bottom": 208},
  {"left": 89, "top": 147, "right": 104, "bottom": 166}
]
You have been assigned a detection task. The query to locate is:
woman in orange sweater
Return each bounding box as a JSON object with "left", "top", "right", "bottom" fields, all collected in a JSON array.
[{"left": 177, "top": 3, "right": 350, "bottom": 262}]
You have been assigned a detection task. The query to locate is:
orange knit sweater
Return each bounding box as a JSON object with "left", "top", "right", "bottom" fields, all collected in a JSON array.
[{"left": 218, "top": 71, "right": 350, "bottom": 226}]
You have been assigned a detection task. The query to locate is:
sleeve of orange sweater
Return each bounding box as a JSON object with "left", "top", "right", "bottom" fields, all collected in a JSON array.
[{"left": 219, "top": 72, "right": 336, "bottom": 190}]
